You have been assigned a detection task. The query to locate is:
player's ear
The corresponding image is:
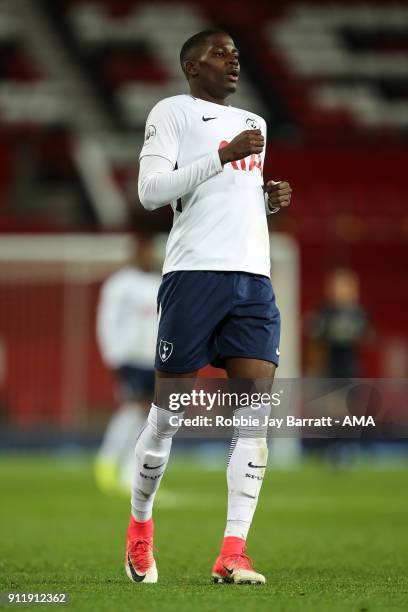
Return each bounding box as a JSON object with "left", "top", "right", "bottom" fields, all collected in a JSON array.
[{"left": 184, "top": 59, "right": 199, "bottom": 78}]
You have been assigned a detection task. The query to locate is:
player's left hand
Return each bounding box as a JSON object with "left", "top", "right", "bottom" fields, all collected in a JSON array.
[{"left": 264, "top": 180, "right": 292, "bottom": 208}]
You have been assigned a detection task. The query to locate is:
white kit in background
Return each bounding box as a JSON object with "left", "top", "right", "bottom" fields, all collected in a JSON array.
[{"left": 95, "top": 266, "right": 161, "bottom": 494}]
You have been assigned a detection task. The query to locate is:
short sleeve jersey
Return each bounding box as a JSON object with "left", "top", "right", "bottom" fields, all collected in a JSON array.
[{"left": 140, "top": 95, "right": 270, "bottom": 277}]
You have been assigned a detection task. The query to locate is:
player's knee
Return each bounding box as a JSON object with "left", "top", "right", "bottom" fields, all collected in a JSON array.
[{"left": 147, "top": 404, "right": 183, "bottom": 438}]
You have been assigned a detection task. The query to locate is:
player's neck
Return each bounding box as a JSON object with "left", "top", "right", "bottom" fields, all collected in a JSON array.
[{"left": 189, "top": 87, "right": 229, "bottom": 106}]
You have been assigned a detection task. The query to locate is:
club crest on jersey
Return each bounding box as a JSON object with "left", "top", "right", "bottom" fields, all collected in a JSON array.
[
  {"left": 159, "top": 340, "right": 173, "bottom": 362},
  {"left": 144, "top": 124, "right": 156, "bottom": 144},
  {"left": 246, "top": 117, "right": 260, "bottom": 130}
]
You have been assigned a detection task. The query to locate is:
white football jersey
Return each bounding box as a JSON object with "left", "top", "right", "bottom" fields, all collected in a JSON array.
[
  {"left": 96, "top": 267, "right": 161, "bottom": 369},
  {"left": 139, "top": 95, "right": 271, "bottom": 277}
]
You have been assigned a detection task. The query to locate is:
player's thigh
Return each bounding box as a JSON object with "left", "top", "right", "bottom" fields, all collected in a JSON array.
[
  {"left": 155, "top": 271, "right": 232, "bottom": 373},
  {"left": 218, "top": 277, "right": 281, "bottom": 369}
]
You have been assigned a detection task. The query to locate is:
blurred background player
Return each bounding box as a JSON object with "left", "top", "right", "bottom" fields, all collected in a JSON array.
[
  {"left": 306, "top": 268, "right": 372, "bottom": 378},
  {"left": 305, "top": 267, "right": 374, "bottom": 465},
  {"left": 95, "top": 233, "right": 161, "bottom": 494}
]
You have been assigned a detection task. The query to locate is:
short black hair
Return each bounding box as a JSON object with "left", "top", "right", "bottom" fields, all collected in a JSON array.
[{"left": 179, "top": 29, "right": 228, "bottom": 72}]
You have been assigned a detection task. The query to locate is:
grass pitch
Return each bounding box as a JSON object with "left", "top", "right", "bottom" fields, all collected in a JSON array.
[{"left": 1, "top": 454, "right": 407, "bottom": 611}]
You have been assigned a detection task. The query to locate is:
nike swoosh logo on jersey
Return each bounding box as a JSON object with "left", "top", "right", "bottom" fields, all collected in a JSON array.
[
  {"left": 248, "top": 461, "right": 267, "bottom": 469},
  {"left": 127, "top": 553, "right": 146, "bottom": 582},
  {"left": 222, "top": 565, "right": 234, "bottom": 575},
  {"left": 143, "top": 462, "right": 166, "bottom": 470},
  {"left": 202, "top": 116, "right": 217, "bottom": 121}
]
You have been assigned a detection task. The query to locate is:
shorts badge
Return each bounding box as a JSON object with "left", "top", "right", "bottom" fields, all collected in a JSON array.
[{"left": 159, "top": 340, "right": 173, "bottom": 362}]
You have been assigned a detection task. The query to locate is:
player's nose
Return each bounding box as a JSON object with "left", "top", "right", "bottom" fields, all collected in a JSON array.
[{"left": 227, "top": 54, "right": 239, "bottom": 67}]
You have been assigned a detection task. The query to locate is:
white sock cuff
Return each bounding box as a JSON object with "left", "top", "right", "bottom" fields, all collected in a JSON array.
[
  {"left": 234, "top": 403, "right": 271, "bottom": 438},
  {"left": 147, "top": 403, "right": 183, "bottom": 439}
]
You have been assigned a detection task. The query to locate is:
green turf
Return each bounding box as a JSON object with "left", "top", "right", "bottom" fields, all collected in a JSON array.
[{"left": 0, "top": 454, "right": 407, "bottom": 611}]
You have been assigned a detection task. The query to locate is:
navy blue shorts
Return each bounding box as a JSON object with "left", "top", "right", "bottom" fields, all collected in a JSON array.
[{"left": 155, "top": 271, "right": 281, "bottom": 373}]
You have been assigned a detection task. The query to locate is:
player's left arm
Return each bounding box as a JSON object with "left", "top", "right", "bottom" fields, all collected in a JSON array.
[{"left": 264, "top": 180, "right": 292, "bottom": 215}]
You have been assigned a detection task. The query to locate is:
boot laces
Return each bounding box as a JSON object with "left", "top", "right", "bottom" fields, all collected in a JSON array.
[
  {"left": 224, "top": 549, "right": 254, "bottom": 571},
  {"left": 128, "top": 538, "right": 154, "bottom": 574}
]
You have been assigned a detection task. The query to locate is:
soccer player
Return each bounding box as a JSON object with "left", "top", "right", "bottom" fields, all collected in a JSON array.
[
  {"left": 306, "top": 268, "right": 372, "bottom": 378},
  {"left": 95, "top": 234, "right": 161, "bottom": 493},
  {"left": 125, "top": 29, "right": 292, "bottom": 584}
]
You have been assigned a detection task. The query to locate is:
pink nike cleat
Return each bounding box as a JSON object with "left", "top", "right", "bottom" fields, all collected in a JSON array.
[
  {"left": 125, "top": 516, "right": 158, "bottom": 584},
  {"left": 212, "top": 536, "right": 266, "bottom": 584}
]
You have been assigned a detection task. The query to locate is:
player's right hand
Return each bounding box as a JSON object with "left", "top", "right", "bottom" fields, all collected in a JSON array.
[{"left": 218, "top": 129, "right": 264, "bottom": 166}]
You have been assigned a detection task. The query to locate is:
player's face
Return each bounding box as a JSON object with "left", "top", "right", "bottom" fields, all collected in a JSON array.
[{"left": 195, "top": 33, "right": 240, "bottom": 99}]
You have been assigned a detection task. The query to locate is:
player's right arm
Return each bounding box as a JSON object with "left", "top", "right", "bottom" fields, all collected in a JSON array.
[
  {"left": 138, "top": 99, "right": 264, "bottom": 210},
  {"left": 139, "top": 153, "right": 222, "bottom": 210},
  {"left": 218, "top": 129, "right": 264, "bottom": 165}
]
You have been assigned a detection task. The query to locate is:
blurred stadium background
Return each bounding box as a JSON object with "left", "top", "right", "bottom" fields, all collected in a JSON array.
[
  {"left": 1, "top": 2, "right": 408, "bottom": 609},
  {"left": 0, "top": 0, "right": 407, "bottom": 449}
]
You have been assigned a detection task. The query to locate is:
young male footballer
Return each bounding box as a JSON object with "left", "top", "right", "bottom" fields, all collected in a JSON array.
[{"left": 125, "top": 29, "right": 292, "bottom": 585}]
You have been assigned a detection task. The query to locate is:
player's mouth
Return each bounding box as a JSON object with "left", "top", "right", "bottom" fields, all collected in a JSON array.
[{"left": 226, "top": 68, "right": 240, "bottom": 82}]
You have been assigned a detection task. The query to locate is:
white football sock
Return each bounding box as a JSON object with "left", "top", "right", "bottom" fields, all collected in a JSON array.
[
  {"left": 131, "top": 404, "right": 181, "bottom": 522},
  {"left": 224, "top": 404, "right": 270, "bottom": 541}
]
